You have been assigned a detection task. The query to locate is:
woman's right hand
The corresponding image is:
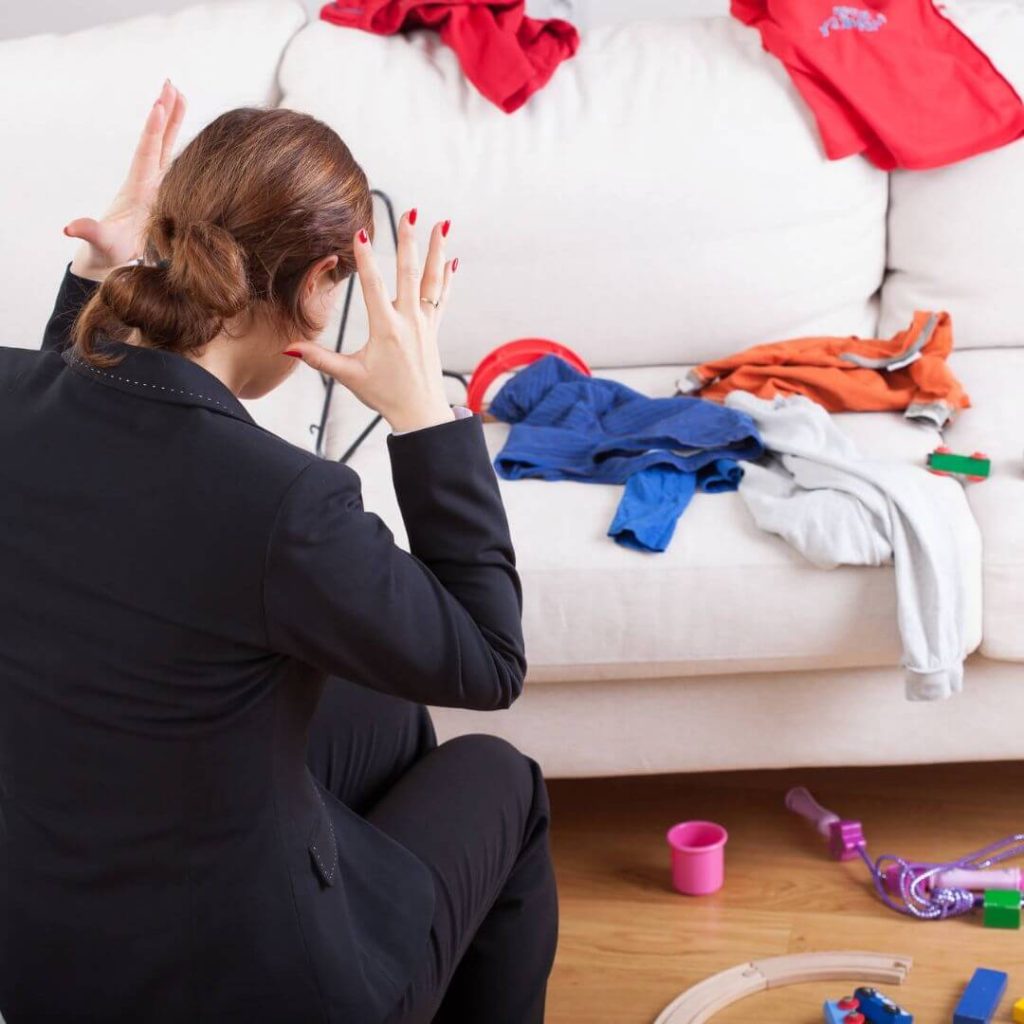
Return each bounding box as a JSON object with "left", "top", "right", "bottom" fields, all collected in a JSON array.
[
  {"left": 64, "top": 80, "right": 186, "bottom": 282},
  {"left": 286, "top": 211, "right": 459, "bottom": 435}
]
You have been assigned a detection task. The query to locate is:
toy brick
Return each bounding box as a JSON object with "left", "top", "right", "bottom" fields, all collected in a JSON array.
[
  {"left": 926, "top": 451, "right": 991, "bottom": 477},
  {"left": 953, "top": 968, "right": 1007, "bottom": 1024},
  {"left": 853, "top": 987, "right": 913, "bottom": 1024},
  {"left": 983, "top": 889, "right": 1022, "bottom": 929},
  {"left": 984, "top": 889, "right": 1022, "bottom": 908},
  {"left": 1012, "top": 997, "right": 1024, "bottom": 1024}
]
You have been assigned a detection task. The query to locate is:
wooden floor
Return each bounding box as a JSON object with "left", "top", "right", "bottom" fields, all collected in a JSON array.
[{"left": 545, "top": 761, "right": 1024, "bottom": 1024}]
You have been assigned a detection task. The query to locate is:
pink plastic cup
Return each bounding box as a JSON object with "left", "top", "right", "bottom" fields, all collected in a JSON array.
[{"left": 666, "top": 820, "right": 728, "bottom": 896}]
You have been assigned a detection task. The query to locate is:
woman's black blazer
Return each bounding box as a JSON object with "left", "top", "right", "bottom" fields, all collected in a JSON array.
[{"left": 0, "top": 269, "right": 526, "bottom": 1023}]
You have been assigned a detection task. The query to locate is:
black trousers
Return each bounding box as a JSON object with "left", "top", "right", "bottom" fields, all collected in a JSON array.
[{"left": 306, "top": 682, "right": 559, "bottom": 1024}]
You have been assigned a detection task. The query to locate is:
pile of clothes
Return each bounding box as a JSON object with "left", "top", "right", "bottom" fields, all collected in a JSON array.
[{"left": 487, "top": 312, "right": 977, "bottom": 702}]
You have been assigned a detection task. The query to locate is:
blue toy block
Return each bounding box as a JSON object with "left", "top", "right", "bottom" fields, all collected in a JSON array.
[
  {"left": 953, "top": 969, "right": 1008, "bottom": 1024},
  {"left": 853, "top": 987, "right": 913, "bottom": 1024},
  {"left": 824, "top": 997, "right": 864, "bottom": 1024}
]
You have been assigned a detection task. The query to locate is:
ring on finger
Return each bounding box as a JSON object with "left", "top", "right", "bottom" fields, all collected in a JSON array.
[{"left": 420, "top": 296, "right": 440, "bottom": 310}]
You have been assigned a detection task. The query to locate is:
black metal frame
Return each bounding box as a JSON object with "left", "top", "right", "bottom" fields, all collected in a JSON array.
[{"left": 310, "top": 189, "right": 468, "bottom": 463}]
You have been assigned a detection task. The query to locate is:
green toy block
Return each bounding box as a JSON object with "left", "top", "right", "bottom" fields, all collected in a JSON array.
[
  {"left": 927, "top": 450, "right": 991, "bottom": 478},
  {"left": 983, "top": 888, "right": 1022, "bottom": 929}
]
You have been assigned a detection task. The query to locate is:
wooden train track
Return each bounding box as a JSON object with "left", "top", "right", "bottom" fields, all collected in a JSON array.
[{"left": 653, "top": 951, "right": 914, "bottom": 1024}]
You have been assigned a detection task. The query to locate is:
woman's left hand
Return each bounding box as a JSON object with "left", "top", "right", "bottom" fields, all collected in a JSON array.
[{"left": 65, "top": 80, "right": 186, "bottom": 282}]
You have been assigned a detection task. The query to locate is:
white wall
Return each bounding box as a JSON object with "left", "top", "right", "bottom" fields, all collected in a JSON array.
[{"left": 0, "top": 0, "right": 726, "bottom": 41}]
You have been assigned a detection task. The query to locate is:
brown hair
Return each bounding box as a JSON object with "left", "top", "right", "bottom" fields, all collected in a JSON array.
[{"left": 73, "top": 107, "right": 372, "bottom": 366}]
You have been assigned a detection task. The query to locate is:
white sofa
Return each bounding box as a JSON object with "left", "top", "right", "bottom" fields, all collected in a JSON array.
[{"left": 4, "top": 0, "right": 1023, "bottom": 778}]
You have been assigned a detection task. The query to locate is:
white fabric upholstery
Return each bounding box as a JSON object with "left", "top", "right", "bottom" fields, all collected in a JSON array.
[
  {"left": 429, "top": 656, "right": 1024, "bottom": 778},
  {"left": 943, "top": 0, "right": 1024, "bottom": 97},
  {"left": 880, "top": 139, "right": 1024, "bottom": 349},
  {"left": 345, "top": 364, "right": 981, "bottom": 683},
  {"left": 879, "top": 3, "right": 1024, "bottom": 349},
  {"left": 279, "top": 18, "right": 887, "bottom": 375},
  {"left": 531, "top": 0, "right": 730, "bottom": 25},
  {"left": 0, "top": 0, "right": 313, "bottom": 447},
  {"left": 946, "top": 349, "right": 1024, "bottom": 662}
]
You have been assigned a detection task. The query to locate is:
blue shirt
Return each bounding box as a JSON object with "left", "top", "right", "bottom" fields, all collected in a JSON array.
[{"left": 489, "top": 356, "right": 764, "bottom": 551}]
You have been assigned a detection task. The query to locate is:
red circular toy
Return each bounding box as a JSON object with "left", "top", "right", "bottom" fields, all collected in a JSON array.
[{"left": 465, "top": 338, "right": 590, "bottom": 414}]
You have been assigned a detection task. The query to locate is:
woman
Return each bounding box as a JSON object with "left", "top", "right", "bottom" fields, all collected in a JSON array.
[{"left": 0, "top": 82, "right": 557, "bottom": 1023}]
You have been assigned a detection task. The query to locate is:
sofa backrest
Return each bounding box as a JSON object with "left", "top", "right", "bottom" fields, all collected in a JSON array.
[
  {"left": 279, "top": 17, "right": 888, "bottom": 374},
  {"left": 880, "top": 0, "right": 1024, "bottom": 349}
]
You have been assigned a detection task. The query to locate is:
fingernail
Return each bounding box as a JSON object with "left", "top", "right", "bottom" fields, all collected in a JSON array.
[
  {"left": 408, "top": 208, "right": 418, "bottom": 226},
  {"left": 283, "top": 350, "right": 302, "bottom": 359},
  {"left": 441, "top": 220, "right": 451, "bottom": 238},
  {"left": 358, "top": 228, "right": 369, "bottom": 245},
  {"left": 62, "top": 225, "right": 70, "bottom": 236},
  {"left": 452, "top": 257, "right": 459, "bottom": 273}
]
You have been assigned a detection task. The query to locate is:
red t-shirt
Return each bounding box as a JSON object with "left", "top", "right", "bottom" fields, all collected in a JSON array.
[
  {"left": 321, "top": 1, "right": 579, "bottom": 114},
  {"left": 733, "top": 0, "right": 1024, "bottom": 169}
]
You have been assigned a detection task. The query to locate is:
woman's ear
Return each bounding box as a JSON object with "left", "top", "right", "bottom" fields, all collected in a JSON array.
[
  {"left": 305, "top": 254, "right": 340, "bottom": 298},
  {"left": 301, "top": 254, "right": 343, "bottom": 330}
]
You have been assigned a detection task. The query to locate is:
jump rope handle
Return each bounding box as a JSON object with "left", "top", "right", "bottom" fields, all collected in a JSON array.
[
  {"left": 785, "top": 786, "right": 865, "bottom": 861},
  {"left": 785, "top": 787, "right": 840, "bottom": 837}
]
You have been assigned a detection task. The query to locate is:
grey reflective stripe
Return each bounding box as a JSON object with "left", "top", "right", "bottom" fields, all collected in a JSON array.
[
  {"left": 839, "top": 313, "right": 938, "bottom": 370},
  {"left": 905, "top": 401, "right": 953, "bottom": 427}
]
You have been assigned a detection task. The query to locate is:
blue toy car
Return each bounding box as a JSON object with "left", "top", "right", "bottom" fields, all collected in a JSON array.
[{"left": 853, "top": 987, "right": 913, "bottom": 1024}]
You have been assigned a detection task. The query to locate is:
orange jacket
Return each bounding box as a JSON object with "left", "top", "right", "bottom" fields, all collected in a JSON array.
[{"left": 680, "top": 312, "right": 970, "bottom": 427}]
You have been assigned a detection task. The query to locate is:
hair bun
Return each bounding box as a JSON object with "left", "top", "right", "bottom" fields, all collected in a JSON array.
[
  {"left": 168, "top": 221, "right": 249, "bottom": 318},
  {"left": 73, "top": 106, "right": 372, "bottom": 368}
]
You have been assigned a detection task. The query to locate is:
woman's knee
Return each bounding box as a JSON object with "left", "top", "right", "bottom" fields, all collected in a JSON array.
[
  {"left": 438, "top": 734, "right": 548, "bottom": 821},
  {"left": 438, "top": 733, "right": 530, "bottom": 774}
]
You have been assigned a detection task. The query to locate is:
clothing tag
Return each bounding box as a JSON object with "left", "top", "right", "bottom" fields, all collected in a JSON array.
[{"left": 675, "top": 371, "right": 703, "bottom": 395}]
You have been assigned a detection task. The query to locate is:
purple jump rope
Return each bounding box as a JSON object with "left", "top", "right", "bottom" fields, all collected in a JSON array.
[{"left": 786, "top": 787, "right": 1024, "bottom": 920}]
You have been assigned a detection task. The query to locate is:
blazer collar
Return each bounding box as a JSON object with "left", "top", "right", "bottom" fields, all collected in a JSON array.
[{"left": 62, "top": 341, "right": 256, "bottom": 427}]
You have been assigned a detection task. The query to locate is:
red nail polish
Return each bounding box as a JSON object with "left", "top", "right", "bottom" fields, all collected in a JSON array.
[
  {"left": 451, "top": 258, "right": 459, "bottom": 273},
  {"left": 441, "top": 220, "right": 451, "bottom": 238},
  {"left": 358, "top": 228, "right": 369, "bottom": 244},
  {"left": 283, "top": 350, "right": 302, "bottom": 358},
  {"left": 408, "top": 208, "right": 418, "bottom": 226}
]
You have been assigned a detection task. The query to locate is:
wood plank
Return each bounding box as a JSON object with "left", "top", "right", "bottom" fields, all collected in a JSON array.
[{"left": 547, "top": 762, "right": 1024, "bottom": 1023}]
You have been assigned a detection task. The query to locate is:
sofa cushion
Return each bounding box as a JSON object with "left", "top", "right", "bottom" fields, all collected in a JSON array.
[
  {"left": 345, "top": 364, "right": 981, "bottom": 682},
  {"left": 0, "top": 0, "right": 313, "bottom": 446},
  {"left": 946, "top": 349, "right": 1024, "bottom": 662},
  {"left": 880, "top": 138, "right": 1024, "bottom": 350},
  {"left": 879, "top": 2, "right": 1024, "bottom": 348},
  {"left": 279, "top": 17, "right": 887, "bottom": 375}
]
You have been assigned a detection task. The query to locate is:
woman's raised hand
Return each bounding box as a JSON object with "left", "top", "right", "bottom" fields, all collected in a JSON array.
[
  {"left": 288, "top": 211, "right": 459, "bottom": 435},
  {"left": 65, "top": 80, "right": 186, "bottom": 282}
]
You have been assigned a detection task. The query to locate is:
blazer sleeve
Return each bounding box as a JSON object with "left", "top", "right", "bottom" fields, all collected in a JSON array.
[
  {"left": 263, "top": 414, "right": 527, "bottom": 710},
  {"left": 42, "top": 264, "right": 99, "bottom": 353}
]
